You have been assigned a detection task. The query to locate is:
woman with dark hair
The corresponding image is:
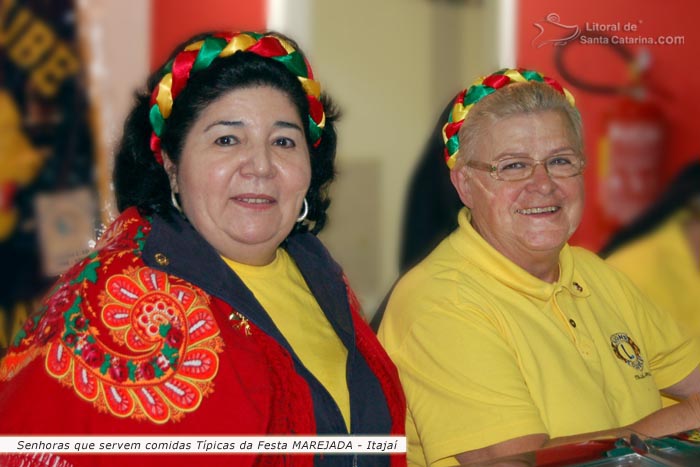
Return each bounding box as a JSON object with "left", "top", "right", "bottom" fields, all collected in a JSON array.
[
  {"left": 604, "top": 161, "right": 700, "bottom": 340},
  {"left": 601, "top": 161, "right": 700, "bottom": 257},
  {"left": 0, "top": 31, "right": 404, "bottom": 467}
]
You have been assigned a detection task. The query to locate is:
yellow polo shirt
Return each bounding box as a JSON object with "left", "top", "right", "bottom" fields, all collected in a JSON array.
[
  {"left": 223, "top": 249, "right": 350, "bottom": 430},
  {"left": 378, "top": 208, "right": 699, "bottom": 467}
]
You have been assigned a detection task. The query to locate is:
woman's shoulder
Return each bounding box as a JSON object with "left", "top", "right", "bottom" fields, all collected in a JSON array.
[
  {"left": 569, "top": 245, "right": 618, "bottom": 273},
  {"left": 569, "top": 245, "right": 628, "bottom": 281},
  {"left": 2, "top": 208, "right": 150, "bottom": 363},
  {"left": 569, "top": 244, "right": 654, "bottom": 304},
  {"left": 0, "top": 207, "right": 228, "bottom": 425}
]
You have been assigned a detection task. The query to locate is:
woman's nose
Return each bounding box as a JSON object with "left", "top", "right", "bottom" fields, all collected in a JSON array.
[
  {"left": 241, "top": 146, "right": 276, "bottom": 177},
  {"left": 527, "top": 163, "right": 555, "bottom": 192}
]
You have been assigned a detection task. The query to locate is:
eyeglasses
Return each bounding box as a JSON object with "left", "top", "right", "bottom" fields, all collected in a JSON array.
[{"left": 466, "top": 154, "right": 585, "bottom": 181}]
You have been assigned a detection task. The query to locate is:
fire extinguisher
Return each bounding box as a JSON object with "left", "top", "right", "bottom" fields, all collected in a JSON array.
[
  {"left": 555, "top": 42, "right": 667, "bottom": 232},
  {"left": 597, "top": 83, "right": 666, "bottom": 230}
]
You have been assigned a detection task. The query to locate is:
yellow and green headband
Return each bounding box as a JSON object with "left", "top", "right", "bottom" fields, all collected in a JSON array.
[
  {"left": 442, "top": 68, "right": 576, "bottom": 169},
  {"left": 149, "top": 31, "right": 326, "bottom": 165}
]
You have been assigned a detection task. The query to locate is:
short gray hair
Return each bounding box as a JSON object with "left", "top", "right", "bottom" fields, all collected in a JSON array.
[{"left": 456, "top": 81, "right": 583, "bottom": 167}]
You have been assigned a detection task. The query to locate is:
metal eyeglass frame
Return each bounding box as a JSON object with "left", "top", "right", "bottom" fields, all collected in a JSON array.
[{"left": 465, "top": 155, "right": 586, "bottom": 181}]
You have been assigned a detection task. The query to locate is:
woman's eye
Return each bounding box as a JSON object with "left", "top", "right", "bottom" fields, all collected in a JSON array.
[
  {"left": 548, "top": 155, "right": 575, "bottom": 166},
  {"left": 500, "top": 161, "right": 528, "bottom": 171},
  {"left": 273, "top": 137, "right": 296, "bottom": 148},
  {"left": 215, "top": 135, "right": 238, "bottom": 146}
]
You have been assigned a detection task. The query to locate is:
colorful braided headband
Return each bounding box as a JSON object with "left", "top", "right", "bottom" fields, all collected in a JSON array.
[
  {"left": 442, "top": 68, "right": 576, "bottom": 170},
  {"left": 149, "top": 31, "right": 326, "bottom": 165}
]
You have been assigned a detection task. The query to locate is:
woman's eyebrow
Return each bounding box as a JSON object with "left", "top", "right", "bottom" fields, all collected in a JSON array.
[
  {"left": 203, "top": 120, "right": 243, "bottom": 132},
  {"left": 202, "top": 120, "right": 303, "bottom": 132},
  {"left": 548, "top": 146, "right": 577, "bottom": 154},
  {"left": 275, "top": 121, "right": 303, "bottom": 132}
]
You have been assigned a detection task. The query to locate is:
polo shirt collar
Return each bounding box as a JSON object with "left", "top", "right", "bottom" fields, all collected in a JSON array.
[{"left": 449, "top": 208, "right": 589, "bottom": 300}]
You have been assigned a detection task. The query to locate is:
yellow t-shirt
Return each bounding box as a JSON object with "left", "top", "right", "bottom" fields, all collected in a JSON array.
[
  {"left": 607, "top": 210, "right": 700, "bottom": 339},
  {"left": 606, "top": 211, "right": 700, "bottom": 407},
  {"left": 378, "top": 208, "right": 699, "bottom": 467},
  {"left": 223, "top": 249, "right": 350, "bottom": 430}
]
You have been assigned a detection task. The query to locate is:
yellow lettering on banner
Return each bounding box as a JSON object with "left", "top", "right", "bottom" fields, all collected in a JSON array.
[
  {"left": 1, "top": 3, "right": 81, "bottom": 96},
  {"left": 0, "top": 3, "right": 30, "bottom": 46},
  {"left": 9, "top": 19, "right": 55, "bottom": 69},
  {"left": 31, "top": 43, "right": 79, "bottom": 96}
]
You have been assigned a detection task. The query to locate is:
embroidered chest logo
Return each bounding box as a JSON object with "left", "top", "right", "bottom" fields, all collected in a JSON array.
[
  {"left": 610, "top": 332, "right": 645, "bottom": 372},
  {"left": 44, "top": 267, "right": 225, "bottom": 423}
]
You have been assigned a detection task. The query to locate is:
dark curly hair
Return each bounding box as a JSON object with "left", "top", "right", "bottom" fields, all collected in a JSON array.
[{"left": 113, "top": 31, "right": 339, "bottom": 235}]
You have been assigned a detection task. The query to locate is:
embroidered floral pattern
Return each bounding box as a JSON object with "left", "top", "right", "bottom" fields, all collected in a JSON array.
[
  {"left": 95, "top": 215, "right": 141, "bottom": 254},
  {"left": 44, "top": 266, "right": 224, "bottom": 423},
  {"left": 0, "top": 257, "right": 91, "bottom": 381}
]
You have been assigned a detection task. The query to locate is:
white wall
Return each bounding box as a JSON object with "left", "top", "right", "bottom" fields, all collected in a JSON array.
[
  {"left": 305, "top": 0, "right": 502, "bottom": 317},
  {"left": 77, "top": 0, "right": 150, "bottom": 223}
]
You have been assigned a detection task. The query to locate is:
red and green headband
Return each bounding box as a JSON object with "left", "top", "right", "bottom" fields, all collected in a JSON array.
[
  {"left": 149, "top": 31, "right": 326, "bottom": 165},
  {"left": 442, "top": 68, "right": 575, "bottom": 170}
]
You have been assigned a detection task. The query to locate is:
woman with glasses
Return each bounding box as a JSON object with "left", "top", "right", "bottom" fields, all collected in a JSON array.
[{"left": 377, "top": 69, "right": 700, "bottom": 467}]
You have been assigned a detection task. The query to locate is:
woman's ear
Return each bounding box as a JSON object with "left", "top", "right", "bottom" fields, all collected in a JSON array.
[
  {"left": 450, "top": 165, "right": 472, "bottom": 208},
  {"left": 162, "top": 152, "right": 178, "bottom": 193}
]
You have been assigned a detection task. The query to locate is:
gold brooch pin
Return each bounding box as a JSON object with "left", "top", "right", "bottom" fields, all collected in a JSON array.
[
  {"left": 228, "top": 311, "right": 251, "bottom": 336},
  {"left": 154, "top": 253, "right": 170, "bottom": 266}
]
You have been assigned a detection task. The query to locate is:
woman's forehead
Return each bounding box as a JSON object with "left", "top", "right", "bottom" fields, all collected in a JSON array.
[
  {"left": 473, "top": 111, "right": 576, "bottom": 149},
  {"left": 195, "top": 86, "right": 302, "bottom": 125}
]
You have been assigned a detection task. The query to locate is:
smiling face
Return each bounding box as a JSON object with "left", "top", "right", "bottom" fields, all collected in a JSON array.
[
  {"left": 164, "top": 85, "right": 311, "bottom": 265},
  {"left": 450, "top": 110, "right": 585, "bottom": 281}
]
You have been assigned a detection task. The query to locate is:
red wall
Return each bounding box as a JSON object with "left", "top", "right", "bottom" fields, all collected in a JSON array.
[
  {"left": 517, "top": 1, "right": 700, "bottom": 250},
  {"left": 150, "top": 0, "right": 266, "bottom": 70}
]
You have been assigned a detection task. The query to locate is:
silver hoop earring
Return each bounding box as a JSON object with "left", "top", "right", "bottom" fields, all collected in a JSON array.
[
  {"left": 171, "top": 191, "right": 183, "bottom": 214},
  {"left": 296, "top": 198, "right": 309, "bottom": 223}
]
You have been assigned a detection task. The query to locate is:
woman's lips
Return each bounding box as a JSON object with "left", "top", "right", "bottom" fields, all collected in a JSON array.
[
  {"left": 231, "top": 194, "right": 276, "bottom": 209},
  {"left": 516, "top": 206, "right": 560, "bottom": 215}
]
